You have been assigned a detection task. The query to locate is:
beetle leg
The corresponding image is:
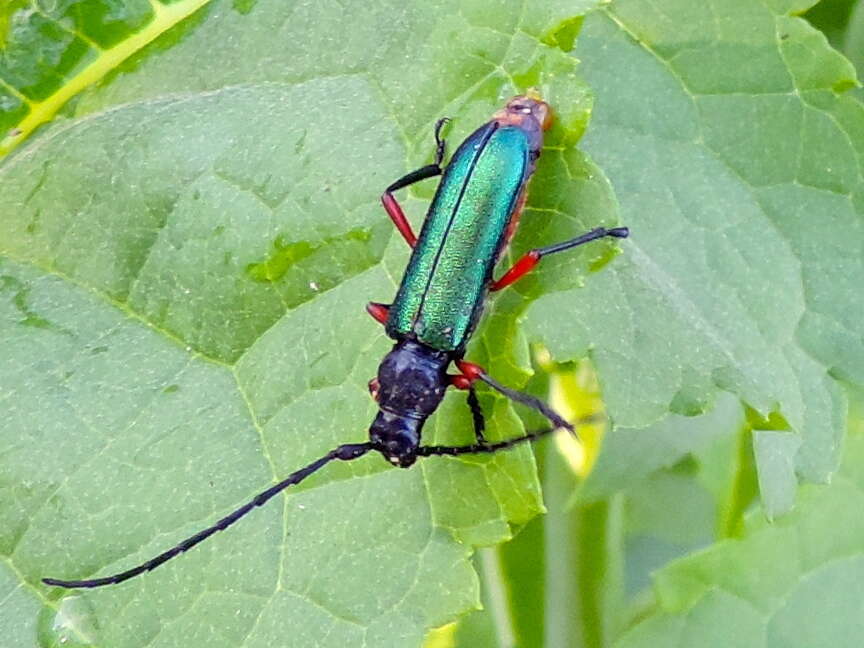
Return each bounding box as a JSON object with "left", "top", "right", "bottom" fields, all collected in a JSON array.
[
  {"left": 452, "top": 360, "right": 573, "bottom": 434},
  {"left": 491, "top": 226, "right": 629, "bottom": 291},
  {"left": 380, "top": 118, "right": 450, "bottom": 247},
  {"left": 449, "top": 359, "right": 483, "bottom": 390},
  {"left": 368, "top": 377, "right": 380, "bottom": 401},
  {"left": 466, "top": 387, "right": 487, "bottom": 444},
  {"left": 455, "top": 359, "right": 484, "bottom": 382},
  {"left": 448, "top": 368, "right": 487, "bottom": 444},
  {"left": 432, "top": 117, "right": 449, "bottom": 167},
  {"left": 366, "top": 302, "right": 390, "bottom": 325}
]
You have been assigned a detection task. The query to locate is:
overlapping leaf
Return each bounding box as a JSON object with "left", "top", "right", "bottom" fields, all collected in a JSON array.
[
  {"left": 527, "top": 0, "right": 861, "bottom": 495},
  {"left": 615, "top": 395, "right": 864, "bottom": 647}
]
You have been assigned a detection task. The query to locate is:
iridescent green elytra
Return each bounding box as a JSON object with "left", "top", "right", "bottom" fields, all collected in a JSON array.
[{"left": 386, "top": 120, "right": 536, "bottom": 352}]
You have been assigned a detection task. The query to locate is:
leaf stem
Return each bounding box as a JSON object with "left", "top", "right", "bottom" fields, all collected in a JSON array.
[{"left": 479, "top": 547, "right": 517, "bottom": 648}]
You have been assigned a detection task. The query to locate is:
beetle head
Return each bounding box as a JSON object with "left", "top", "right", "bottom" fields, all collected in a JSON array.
[
  {"left": 369, "top": 411, "right": 421, "bottom": 467},
  {"left": 495, "top": 92, "right": 553, "bottom": 131}
]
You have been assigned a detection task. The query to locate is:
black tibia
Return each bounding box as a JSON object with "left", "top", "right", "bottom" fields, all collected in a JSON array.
[
  {"left": 419, "top": 371, "right": 575, "bottom": 459},
  {"left": 536, "top": 226, "right": 629, "bottom": 259},
  {"left": 385, "top": 164, "right": 442, "bottom": 193},
  {"left": 42, "top": 443, "right": 373, "bottom": 589},
  {"left": 478, "top": 372, "right": 574, "bottom": 435},
  {"left": 466, "top": 387, "right": 486, "bottom": 444},
  {"left": 384, "top": 117, "right": 450, "bottom": 193}
]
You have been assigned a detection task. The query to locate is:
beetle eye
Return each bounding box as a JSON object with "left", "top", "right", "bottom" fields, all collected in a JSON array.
[{"left": 368, "top": 378, "right": 380, "bottom": 401}]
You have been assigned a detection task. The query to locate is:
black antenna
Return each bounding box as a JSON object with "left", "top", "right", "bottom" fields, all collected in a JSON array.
[
  {"left": 42, "top": 442, "right": 373, "bottom": 589},
  {"left": 418, "top": 425, "right": 560, "bottom": 458},
  {"left": 42, "top": 384, "right": 589, "bottom": 590}
]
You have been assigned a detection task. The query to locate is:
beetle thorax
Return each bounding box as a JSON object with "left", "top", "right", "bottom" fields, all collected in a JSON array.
[{"left": 369, "top": 339, "right": 451, "bottom": 467}]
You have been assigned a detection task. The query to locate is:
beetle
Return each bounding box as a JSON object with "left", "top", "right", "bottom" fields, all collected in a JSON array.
[{"left": 43, "top": 92, "right": 628, "bottom": 589}]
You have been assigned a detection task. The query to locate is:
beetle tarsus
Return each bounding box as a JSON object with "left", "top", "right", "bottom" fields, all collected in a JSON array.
[{"left": 433, "top": 117, "right": 450, "bottom": 166}]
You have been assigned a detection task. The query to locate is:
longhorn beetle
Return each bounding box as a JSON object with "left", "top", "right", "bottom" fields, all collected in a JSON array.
[{"left": 44, "top": 91, "right": 628, "bottom": 589}]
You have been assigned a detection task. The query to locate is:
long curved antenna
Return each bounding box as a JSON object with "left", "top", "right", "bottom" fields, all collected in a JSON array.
[
  {"left": 43, "top": 442, "right": 373, "bottom": 589},
  {"left": 418, "top": 426, "right": 559, "bottom": 457},
  {"left": 420, "top": 411, "right": 606, "bottom": 459}
]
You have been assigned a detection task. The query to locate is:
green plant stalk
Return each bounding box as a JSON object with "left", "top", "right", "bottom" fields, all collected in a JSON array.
[
  {"left": 479, "top": 547, "right": 517, "bottom": 647},
  {"left": 542, "top": 439, "right": 625, "bottom": 648},
  {"left": 717, "top": 425, "right": 759, "bottom": 539},
  {"left": 497, "top": 501, "right": 547, "bottom": 647}
]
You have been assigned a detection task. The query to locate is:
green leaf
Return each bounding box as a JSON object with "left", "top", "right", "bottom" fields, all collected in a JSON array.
[
  {"left": 0, "top": 1, "right": 615, "bottom": 646},
  {"left": 576, "top": 393, "right": 744, "bottom": 505},
  {"left": 616, "top": 409, "right": 864, "bottom": 647},
  {"left": 0, "top": 0, "right": 212, "bottom": 154},
  {"left": 752, "top": 430, "right": 801, "bottom": 519},
  {"left": 526, "top": 0, "right": 860, "bottom": 489}
]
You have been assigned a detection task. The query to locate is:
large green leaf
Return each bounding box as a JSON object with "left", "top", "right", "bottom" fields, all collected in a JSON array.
[
  {"left": 576, "top": 393, "right": 744, "bottom": 505},
  {"left": 3, "top": 0, "right": 863, "bottom": 646}
]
